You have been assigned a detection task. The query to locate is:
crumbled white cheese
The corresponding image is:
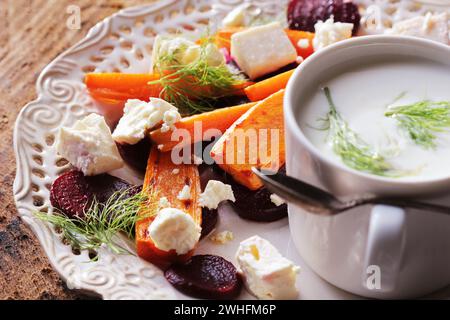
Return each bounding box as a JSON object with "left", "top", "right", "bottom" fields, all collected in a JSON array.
[
  {"left": 236, "top": 235, "right": 300, "bottom": 300},
  {"left": 160, "top": 109, "right": 181, "bottom": 133},
  {"left": 172, "top": 168, "right": 180, "bottom": 175},
  {"left": 56, "top": 113, "right": 123, "bottom": 176},
  {"left": 270, "top": 194, "right": 286, "bottom": 207},
  {"left": 210, "top": 230, "right": 234, "bottom": 244},
  {"left": 112, "top": 98, "right": 178, "bottom": 145},
  {"left": 231, "top": 22, "right": 297, "bottom": 79},
  {"left": 388, "top": 12, "right": 449, "bottom": 45},
  {"left": 296, "top": 56, "right": 304, "bottom": 64},
  {"left": 148, "top": 208, "right": 201, "bottom": 255},
  {"left": 157, "top": 144, "right": 164, "bottom": 150},
  {"left": 222, "top": 4, "right": 247, "bottom": 28},
  {"left": 313, "top": 17, "right": 353, "bottom": 51},
  {"left": 158, "top": 196, "right": 170, "bottom": 209},
  {"left": 151, "top": 35, "right": 225, "bottom": 72},
  {"left": 177, "top": 185, "right": 191, "bottom": 201},
  {"left": 199, "top": 180, "right": 235, "bottom": 210},
  {"left": 297, "top": 38, "right": 310, "bottom": 49}
]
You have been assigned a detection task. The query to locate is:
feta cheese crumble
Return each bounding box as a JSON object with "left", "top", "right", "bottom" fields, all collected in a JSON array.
[
  {"left": 151, "top": 35, "right": 225, "bottom": 72},
  {"left": 160, "top": 109, "right": 181, "bottom": 133},
  {"left": 177, "top": 185, "right": 192, "bottom": 201},
  {"left": 158, "top": 197, "right": 170, "bottom": 209},
  {"left": 172, "top": 168, "right": 180, "bottom": 175},
  {"left": 389, "top": 12, "right": 449, "bottom": 45},
  {"left": 199, "top": 180, "right": 236, "bottom": 210},
  {"left": 270, "top": 194, "right": 286, "bottom": 207},
  {"left": 236, "top": 235, "right": 300, "bottom": 300},
  {"left": 231, "top": 22, "right": 297, "bottom": 79},
  {"left": 210, "top": 230, "right": 234, "bottom": 244},
  {"left": 148, "top": 208, "right": 201, "bottom": 255},
  {"left": 222, "top": 4, "right": 248, "bottom": 28},
  {"left": 56, "top": 113, "right": 123, "bottom": 176},
  {"left": 112, "top": 98, "right": 178, "bottom": 145},
  {"left": 313, "top": 17, "right": 353, "bottom": 51}
]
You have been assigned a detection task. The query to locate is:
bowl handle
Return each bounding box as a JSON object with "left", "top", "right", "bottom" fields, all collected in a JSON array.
[{"left": 362, "top": 205, "right": 406, "bottom": 293}]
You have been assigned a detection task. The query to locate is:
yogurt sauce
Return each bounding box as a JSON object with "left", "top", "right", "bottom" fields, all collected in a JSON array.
[{"left": 300, "top": 57, "right": 450, "bottom": 181}]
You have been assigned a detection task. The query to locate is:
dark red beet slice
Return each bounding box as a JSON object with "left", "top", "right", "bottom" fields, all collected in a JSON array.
[
  {"left": 200, "top": 208, "right": 218, "bottom": 239},
  {"left": 50, "top": 170, "right": 92, "bottom": 218},
  {"left": 116, "top": 138, "right": 152, "bottom": 173},
  {"left": 230, "top": 182, "right": 288, "bottom": 222},
  {"left": 287, "top": 0, "right": 360, "bottom": 35},
  {"left": 165, "top": 255, "right": 242, "bottom": 299},
  {"left": 50, "top": 170, "right": 141, "bottom": 218},
  {"left": 199, "top": 164, "right": 287, "bottom": 222}
]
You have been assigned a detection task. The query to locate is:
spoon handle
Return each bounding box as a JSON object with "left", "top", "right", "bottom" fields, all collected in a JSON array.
[
  {"left": 252, "top": 168, "right": 450, "bottom": 216},
  {"left": 252, "top": 168, "right": 344, "bottom": 215}
]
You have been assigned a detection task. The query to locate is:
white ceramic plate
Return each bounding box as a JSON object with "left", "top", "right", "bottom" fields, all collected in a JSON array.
[{"left": 13, "top": 0, "right": 450, "bottom": 300}]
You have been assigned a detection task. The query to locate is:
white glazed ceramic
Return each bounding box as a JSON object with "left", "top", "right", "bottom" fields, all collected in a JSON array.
[
  {"left": 12, "top": 0, "right": 450, "bottom": 300},
  {"left": 284, "top": 35, "right": 450, "bottom": 299}
]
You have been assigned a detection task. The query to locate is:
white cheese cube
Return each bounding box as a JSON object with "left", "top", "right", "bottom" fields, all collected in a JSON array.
[
  {"left": 177, "top": 185, "right": 192, "bottom": 201},
  {"left": 112, "top": 98, "right": 178, "bottom": 145},
  {"left": 199, "top": 180, "right": 235, "bottom": 210},
  {"left": 313, "top": 17, "right": 353, "bottom": 51},
  {"left": 152, "top": 35, "right": 225, "bottom": 72},
  {"left": 56, "top": 113, "right": 123, "bottom": 176},
  {"left": 389, "top": 12, "right": 449, "bottom": 45},
  {"left": 236, "top": 235, "right": 300, "bottom": 300},
  {"left": 210, "top": 230, "right": 234, "bottom": 244},
  {"left": 148, "top": 208, "right": 201, "bottom": 255},
  {"left": 270, "top": 194, "right": 286, "bottom": 206},
  {"left": 231, "top": 22, "right": 297, "bottom": 79}
]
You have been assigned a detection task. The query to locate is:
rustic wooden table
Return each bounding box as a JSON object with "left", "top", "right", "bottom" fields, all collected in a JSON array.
[{"left": 0, "top": 0, "right": 156, "bottom": 300}]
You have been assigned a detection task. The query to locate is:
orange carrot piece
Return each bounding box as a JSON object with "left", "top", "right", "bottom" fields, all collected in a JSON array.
[
  {"left": 244, "top": 69, "right": 295, "bottom": 102},
  {"left": 210, "top": 90, "right": 286, "bottom": 190},
  {"left": 214, "top": 28, "right": 315, "bottom": 59},
  {"left": 85, "top": 73, "right": 162, "bottom": 103},
  {"left": 149, "top": 102, "right": 257, "bottom": 152},
  {"left": 136, "top": 146, "right": 202, "bottom": 268},
  {"left": 285, "top": 30, "right": 315, "bottom": 59}
]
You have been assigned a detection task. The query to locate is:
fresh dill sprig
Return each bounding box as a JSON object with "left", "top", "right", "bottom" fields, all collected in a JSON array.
[
  {"left": 385, "top": 100, "right": 450, "bottom": 149},
  {"left": 321, "top": 87, "right": 398, "bottom": 177},
  {"left": 34, "top": 189, "right": 157, "bottom": 256},
  {"left": 150, "top": 37, "right": 245, "bottom": 115}
]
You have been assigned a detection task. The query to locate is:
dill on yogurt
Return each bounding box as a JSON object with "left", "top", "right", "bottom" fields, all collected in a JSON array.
[{"left": 318, "top": 87, "right": 401, "bottom": 177}]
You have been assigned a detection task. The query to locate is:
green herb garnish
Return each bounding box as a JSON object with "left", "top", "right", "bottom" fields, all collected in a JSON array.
[
  {"left": 35, "top": 189, "right": 156, "bottom": 257},
  {"left": 321, "top": 87, "right": 398, "bottom": 177},
  {"left": 385, "top": 100, "right": 450, "bottom": 149},
  {"left": 151, "top": 37, "right": 245, "bottom": 115}
]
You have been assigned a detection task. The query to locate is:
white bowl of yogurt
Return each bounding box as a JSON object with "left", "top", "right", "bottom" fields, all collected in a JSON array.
[{"left": 284, "top": 35, "right": 450, "bottom": 299}]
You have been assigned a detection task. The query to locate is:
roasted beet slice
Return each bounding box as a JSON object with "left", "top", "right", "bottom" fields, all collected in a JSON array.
[
  {"left": 50, "top": 170, "right": 92, "bottom": 218},
  {"left": 287, "top": 0, "right": 360, "bottom": 35},
  {"left": 230, "top": 182, "right": 288, "bottom": 222},
  {"left": 50, "top": 170, "right": 141, "bottom": 218},
  {"left": 116, "top": 138, "right": 152, "bottom": 173},
  {"left": 200, "top": 208, "right": 218, "bottom": 239},
  {"left": 165, "top": 255, "right": 242, "bottom": 299}
]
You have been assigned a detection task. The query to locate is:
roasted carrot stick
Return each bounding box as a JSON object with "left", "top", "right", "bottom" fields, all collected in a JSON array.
[
  {"left": 85, "top": 73, "right": 162, "bottom": 103},
  {"left": 149, "top": 102, "right": 257, "bottom": 152},
  {"left": 244, "top": 69, "right": 294, "bottom": 102},
  {"left": 211, "top": 90, "right": 286, "bottom": 190},
  {"left": 136, "top": 146, "right": 202, "bottom": 268}
]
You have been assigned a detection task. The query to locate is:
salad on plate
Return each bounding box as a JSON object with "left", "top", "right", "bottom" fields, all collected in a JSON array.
[{"left": 34, "top": 0, "right": 449, "bottom": 300}]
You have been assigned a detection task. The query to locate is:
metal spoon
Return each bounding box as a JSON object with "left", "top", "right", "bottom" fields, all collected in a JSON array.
[{"left": 252, "top": 167, "right": 450, "bottom": 216}]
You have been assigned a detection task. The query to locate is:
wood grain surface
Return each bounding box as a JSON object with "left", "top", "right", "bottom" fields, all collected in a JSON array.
[{"left": 0, "top": 0, "right": 156, "bottom": 300}]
